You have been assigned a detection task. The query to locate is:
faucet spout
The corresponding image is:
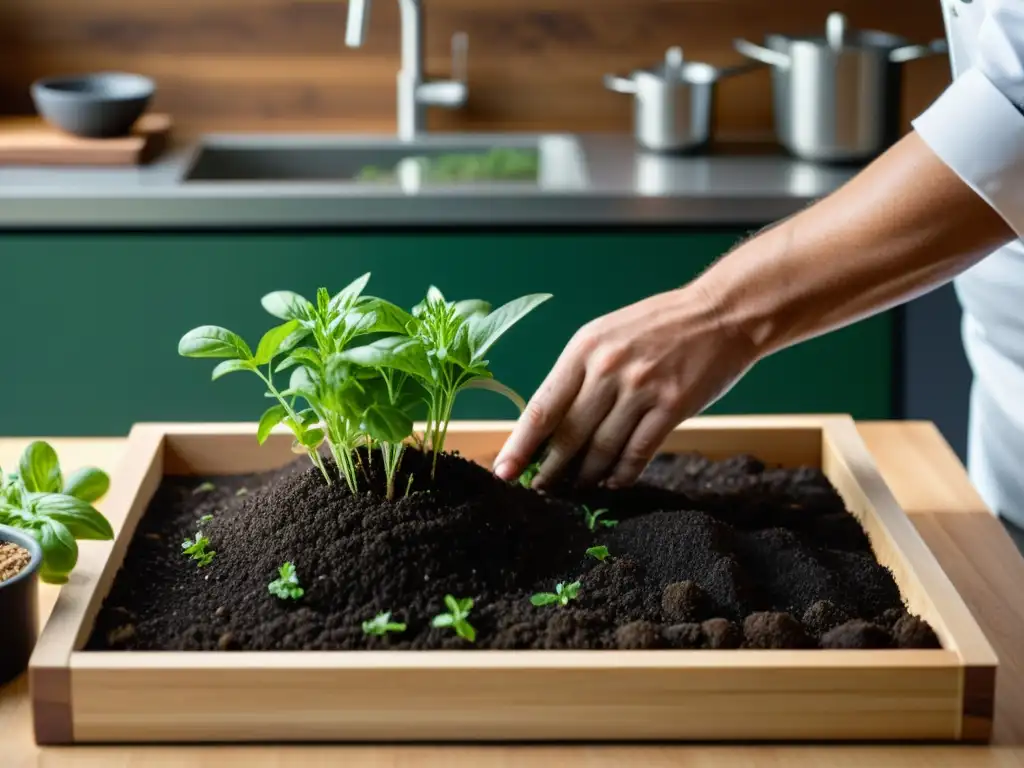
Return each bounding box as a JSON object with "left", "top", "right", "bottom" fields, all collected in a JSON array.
[
  {"left": 344, "top": 0, "right": 466, "bottom": 140},
  {"left": 345, "top": 0, "right": 371, "bottom": 48}
]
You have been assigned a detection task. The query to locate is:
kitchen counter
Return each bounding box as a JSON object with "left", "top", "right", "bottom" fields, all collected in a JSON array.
[
  {"left": 2, "top": 422, "right": 1023, "bottom": 767},
  {"left": 0, "top": 134, "right": 860, "bottom": 229}
]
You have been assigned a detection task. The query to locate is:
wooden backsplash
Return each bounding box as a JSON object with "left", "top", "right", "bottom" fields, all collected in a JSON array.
[{"left": 0, "top": 0, "right": 950, "bottom": 138}]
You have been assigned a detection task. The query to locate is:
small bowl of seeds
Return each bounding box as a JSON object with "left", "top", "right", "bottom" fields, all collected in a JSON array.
[{"left": 0, "top": 524, "right": 42, "bottom": 685}]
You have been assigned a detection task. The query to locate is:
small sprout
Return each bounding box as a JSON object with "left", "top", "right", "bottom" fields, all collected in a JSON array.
[
  {"left": 362, "top": 611, "right": 407, "bottom": 636},
  {"left": 199, "top": 514, "right": 214, "bottom": 524},
  {"left": 530, "top": 581, "right": 581, "bottom": 607},
  {"left": 586, "top": 545, "right": 610, "bottom": 562},
  {"left": 268, "top": 561, "right": 304, "bottom": 600},
  {"left": 235, "top": 487, "right": 249, "bottom": 497},
  {"left": 192, "top": 481, "right": 216, "bottom": 495},
  {"left": 518, "top": 461, "right": 541, "bottom": 489},
  {"left": 582, "top": 505, "right": 617, "bottom": 531},
  {"left": 182, "top": 532, "right": 216, "bottom": 566},
  {"left": 405, "top": 474, "right": 415, "bottom": 498},
  {"left": 431, "top": 594, "right": 476, "bottom": 642}
]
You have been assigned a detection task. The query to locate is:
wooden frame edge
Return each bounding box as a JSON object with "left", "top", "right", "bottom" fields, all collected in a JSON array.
[
  {"left": 819, "top": 417, "right": 998, "bottom": 741},
  {"left": 28, "top": 423, "right": 166, "bottom": 745}
]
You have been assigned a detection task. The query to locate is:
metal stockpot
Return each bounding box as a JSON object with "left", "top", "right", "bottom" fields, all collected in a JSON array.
[
  {"left": 734, "top": 12, "right": 948, "bottom": 163},
  {"left": 604, "top": 47, "right": 759, "bottom": 154}
]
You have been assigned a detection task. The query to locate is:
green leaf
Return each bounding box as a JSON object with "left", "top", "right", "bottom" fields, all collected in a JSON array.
[
  {"left": 32, "top": 493, "right": 114, "bottom": 540},
  {"left": 444, "top": 594, "right": 459, "bottom": 614},
  {"left": 361, "top": 404, "right": 414, "bottom": 444},
  {"left": 276, "top": 347, "right": 322, "bottom": 374},
  {"left": 339, "top": 337, "right": 433, "bottom": 380},
  {"left": 286, "top": 366, "right": 319, "bottom": 401},
  {"left": 427, "top": 286, "right": 446, "bottom": 305},
  {"left": 278, "top": 325, "right": 312, "bottom": 356},
  {"left": 299, "top": 428, "right": 325, "bottom": 448},
  {"left": 458, "top": 597, "right": 474, "bottom": 614},
  {"left": 530, "top": 593, "right": 559, "bottom": 607},
  {"left": 329, "top": 273, "right": 372, "bottom": 311},
  {"left": 36, "top": 519, "right": 78, "bottom": 584},
  {"left": 586, "top": 545, "right": 610, "bottom": 562},
  {"left": 255, "top": 320, "right": 302, "bottom": 365},
  {"left": 343, "top": 310, "right": 378, "bottom": 338},
  {"left": 193, "top": 481, "right": 216, "bottom": 494},
  {"left": 178, "top": 325, "right": 253, "bottom": 360},
  {"left": 453, "top": 299, "right": 491, "bottom": 319},
  {"left": 467, "top": 293, "right": 552, "bottom": 363},
  {"left": 20, "top": 441, "right": 63, "bottom": 494},
  {"left": 261, "top": 291, "right": 312, "bottom": 321},
  {"left": 212, "top": 359, "right": 254, "bottom": 381},
  {"left": 460, "top": 377, "right": 527, "bottom": 413},
  {"left": 456, "top": 621, "right": 477, "bottom": 643},
  {"left": 362, "top": 299, "right": 417, "bottom": 334},
  {"left": 258, "top": 404, "right": 288, "bottom": 444},
  {"left": 431, "top": 614, "right": 454, "bottom": 628}
]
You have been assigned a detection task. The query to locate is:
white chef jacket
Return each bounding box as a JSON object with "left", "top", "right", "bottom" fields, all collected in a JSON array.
[{"left": 912, "top": 0, "right": 1024, "bottom": 528}]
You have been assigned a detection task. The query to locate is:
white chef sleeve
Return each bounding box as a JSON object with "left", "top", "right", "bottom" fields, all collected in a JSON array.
[{"left": 912, "top": 0, "right": 1024, "bottom": 237}]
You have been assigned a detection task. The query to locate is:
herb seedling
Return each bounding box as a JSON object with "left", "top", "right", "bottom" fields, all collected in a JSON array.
[
  {"left": 182, "top": 531, "right": 216, "bottom": 567},
  {"left": 530, "top": 581, "right": 581, "bottom": 607},
  {"left": 518, "top": 461, "right": 541, "bottom": 489},
  {"left": 268, "top": 561, "right": 304, "bottom": 600},
  {"left": 235, "top": 487, "right": 249, "bottom": 497},
  {"left": 192, "top": 481, "right": 216, "bottom": 494},
  {"left": 362, "top": 611, "right": 407, "bottom": 636},
  {"left": 179, "top": 275, "right": 416, "bottom": 494},
  {"left": 586, "top": 545, "right": 611, "bottom": 562},
  {"left": 0, "top": 441, "right": 113, "bottom": 584},
  {"left": 431, "top": 594, "right": 477, "bottom": 642},
  {"left": 199, "top": 514, "right": 214, "bottom": 524},
  {"left": 180, "top": 273, "right": 553, "bottom": 495},
  {"left": 339, "top": 286, "right": 551, "bottom": 478},
  {"left": 582, "top": 506, "right": 617, "bottom": 531}
]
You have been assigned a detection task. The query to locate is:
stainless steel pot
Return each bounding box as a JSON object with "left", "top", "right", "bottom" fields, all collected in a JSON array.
[
  {"left": 604, "top": 47, "right": 760, "bottom": 154},
  {"left": 734, "top": 12, "right": 948, "bottom": 163}
]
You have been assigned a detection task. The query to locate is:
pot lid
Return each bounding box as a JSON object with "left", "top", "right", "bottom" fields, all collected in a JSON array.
[
  {"left": 772, "top": 11, "right": 911, "bottom": 50},
  {"left": 635, "top": 47, "right": 718, "bottom": 84}
]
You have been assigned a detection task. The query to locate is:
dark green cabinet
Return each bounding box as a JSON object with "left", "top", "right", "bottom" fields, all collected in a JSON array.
[{"left": 1, "top": 231, "right": 892, "bottom": 436}]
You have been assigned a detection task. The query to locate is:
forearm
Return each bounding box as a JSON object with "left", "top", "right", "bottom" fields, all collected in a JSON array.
[{"left": 696, "top": 131, "right": 1015, "bottom": 357}]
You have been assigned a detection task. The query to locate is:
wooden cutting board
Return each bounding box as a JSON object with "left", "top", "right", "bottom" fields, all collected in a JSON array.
[{"left": 0, "top": 113, "right": 171, "bottom": 166}]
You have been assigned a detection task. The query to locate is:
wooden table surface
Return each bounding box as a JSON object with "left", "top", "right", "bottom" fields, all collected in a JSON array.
[{"left": 3, "top": 423, "right": 1024, "bottom": 767}]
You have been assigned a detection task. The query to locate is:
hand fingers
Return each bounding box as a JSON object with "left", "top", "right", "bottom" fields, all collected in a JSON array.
[
  {"left": 492, "top": 353, "right": 585, "bottom": 482},
  {"left": 574, "top": 396, "right": 648, "bottom": 487},
  {"left": 531, "top": 373, "right": 617, "bottom": 489},
  {"left": 605, "top": 407, "right": 681, "bottom": 488}
]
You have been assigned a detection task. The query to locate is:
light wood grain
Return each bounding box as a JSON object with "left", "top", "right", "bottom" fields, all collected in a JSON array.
[
  {"left": 0, "top": 0, "right": 951, "bottom": 137},
  {"left": 0, "top": 113, "right": 170, "bottom": 166},
  {"left": 18, "top": 416, "right": 995, "bottom": 744},
  {"left": 1, "top": 425, "right": 1023, "bottom": 763}
]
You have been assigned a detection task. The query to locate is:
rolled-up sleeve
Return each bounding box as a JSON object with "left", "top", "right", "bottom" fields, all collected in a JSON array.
[{"left": 912, "top": 0, "right": 1024, "bottom": 237}]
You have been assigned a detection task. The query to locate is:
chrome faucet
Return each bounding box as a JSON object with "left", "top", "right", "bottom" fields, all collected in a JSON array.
[{"left": 345, "top": 0, "right": 469, "bottom": 141}]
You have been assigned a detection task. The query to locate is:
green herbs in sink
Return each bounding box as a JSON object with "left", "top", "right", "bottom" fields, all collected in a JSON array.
[{"left": 356, "top": 148, "right": 539, "bottom": 184}]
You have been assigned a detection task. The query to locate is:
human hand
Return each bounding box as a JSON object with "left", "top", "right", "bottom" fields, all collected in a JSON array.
[{"left": 491, "top": 283, "right": 758, "bottom": 490}]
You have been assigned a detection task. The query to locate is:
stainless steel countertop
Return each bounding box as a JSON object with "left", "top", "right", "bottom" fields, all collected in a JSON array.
[{"left": 0, "top": 133, "right": 861, "bottom": 229}]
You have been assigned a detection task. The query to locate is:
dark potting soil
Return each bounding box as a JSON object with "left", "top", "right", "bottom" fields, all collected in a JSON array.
[{"left": 85, "top": 448, "right": 941, "bottom": 652}]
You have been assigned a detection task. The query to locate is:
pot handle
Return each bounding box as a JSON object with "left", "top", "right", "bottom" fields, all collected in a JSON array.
[
  {"left": 603, "top": 73, "right": 637, "bottom": 94},
  {"left": 712, "top": 61, "right": 768, "bottom": 80},
  {"left": 889, "top": 37, "right": 949, "bottom": 63},
  {"left": 733, "top": 38, "right": 791, "bottom": 70}
]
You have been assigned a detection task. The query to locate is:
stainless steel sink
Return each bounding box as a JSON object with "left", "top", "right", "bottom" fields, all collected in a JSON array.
[{"left": 180, "top": 134, "right": 588, "bottom": 190}]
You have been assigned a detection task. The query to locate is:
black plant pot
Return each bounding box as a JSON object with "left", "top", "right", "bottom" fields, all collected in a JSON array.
[{"left": 0, "top": 524, "right": 41, "bottom": 686}]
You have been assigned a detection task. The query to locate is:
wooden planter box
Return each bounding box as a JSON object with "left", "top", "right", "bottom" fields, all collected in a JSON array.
[{"left": 30, "top": 415, "right": 997, "bottom": 745}]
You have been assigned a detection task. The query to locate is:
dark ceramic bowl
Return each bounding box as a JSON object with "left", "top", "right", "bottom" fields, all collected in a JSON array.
[
  {"left": 30, "top": 72, "right": 155, "bottom": 138},
  {"left": 0, "top": 524, "right": 42, "bottom": 686}
]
